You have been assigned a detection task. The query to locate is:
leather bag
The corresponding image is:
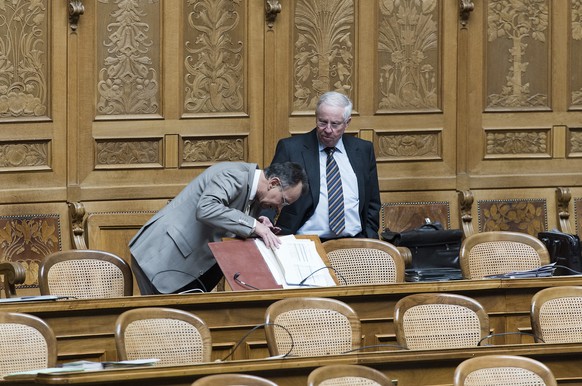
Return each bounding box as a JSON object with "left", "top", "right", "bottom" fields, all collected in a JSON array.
[
  {"left": 538, "top": 230, "right": 582, "bottom": 275},
  {"left": 382, "top": 221, "right": 463, "bottom": 269}
]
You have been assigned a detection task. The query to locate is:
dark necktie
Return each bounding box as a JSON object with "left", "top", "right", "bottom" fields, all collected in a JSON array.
[{"left": 325, "top": 147, "right": 345, "bottom": 235}]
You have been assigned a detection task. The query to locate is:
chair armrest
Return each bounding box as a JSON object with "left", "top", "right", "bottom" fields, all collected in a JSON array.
[
  {"left": 397, "top": 246, "right": 412, "bottom": 266},
  {"left": 0, "top": 261, "right": 26, "bottom": 298}
]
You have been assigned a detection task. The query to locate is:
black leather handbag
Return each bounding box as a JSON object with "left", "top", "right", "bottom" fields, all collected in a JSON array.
[
  {"left": 381, "top": 220, "right": 463, "bottom": 281},
  {"left": 538, "top": 230, "right": 582, "bottom": 275}
]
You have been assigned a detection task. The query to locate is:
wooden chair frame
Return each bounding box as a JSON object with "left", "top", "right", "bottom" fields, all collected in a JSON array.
[
  {"left": 264, "top": 297, "right": 361, "bottom": 357},
  {"left": 0, "top": 311, "right": 57, "bottom": 380},
  {"left": 454, "top": 354, "right": 557, "bottom": 386},
  {"left": 531, "top": 285, "right": 582, "bottom": 344},
  {"left": 115, "top": 307, "right": 212, "bottom": 365},
  {"left": 394, "top": 293, "right": 490, "bottom": 350},
  {"left": 38, "top": 249, "right": 133, "bottom": 298},
  {"left": 191, "top": 373, "right": 278, "bottom": 386},
  {"left": 459, "top": 231, "right": 550, "bottom": 279},
  {"left": 307, "top": 364, "right": 393, "bottom": 386},
  {"left": 322, "top": 238, "right": 405, "bottom": 284}
]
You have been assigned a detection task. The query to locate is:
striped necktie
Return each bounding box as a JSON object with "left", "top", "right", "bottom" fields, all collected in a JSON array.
[{"left": 325, "top": 147, "right": 345, "bottom": 235}]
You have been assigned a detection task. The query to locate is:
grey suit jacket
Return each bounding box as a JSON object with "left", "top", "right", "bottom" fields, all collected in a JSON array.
[
  {"left": 270, "top": 129, "right": 380, "bottom": 238},
  {"left": 129, "top": 162, "right": 259, "bottom": 293}
]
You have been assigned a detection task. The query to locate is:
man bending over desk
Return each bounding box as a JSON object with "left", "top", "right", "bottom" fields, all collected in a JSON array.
[{"left": 129, "top": 161, "right": 308, "bottom": 295}]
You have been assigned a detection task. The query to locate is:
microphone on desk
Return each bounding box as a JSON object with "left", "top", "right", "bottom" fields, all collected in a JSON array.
[
  {"left": 298, "top": 266, "right": 348, "bottom": 286},
  {"left": 220, "top": 322, "right": 295, "bottom": 361},
  {"left": 233, "top": 272, "right": 261, "bottom": 290}
]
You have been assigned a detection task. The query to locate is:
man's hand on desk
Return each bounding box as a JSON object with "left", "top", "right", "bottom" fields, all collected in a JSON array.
[{"left": 255, "top": 216, "right": 282, "bottom": 249}]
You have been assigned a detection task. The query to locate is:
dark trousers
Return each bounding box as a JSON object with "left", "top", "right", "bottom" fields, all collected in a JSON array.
[{"left": 131, "top": 255, "right": 223, "bottom": 295}]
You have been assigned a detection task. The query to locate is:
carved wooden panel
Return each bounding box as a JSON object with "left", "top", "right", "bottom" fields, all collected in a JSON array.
[
  {"left": 181, "top": 136, "right": 245, "bottom": 166},
  {"left": 0, "top": 214, "right": 61, "bottom": 290},
  {"left": 377, "top": 0, "right": 441, "bottom": 113},
  {"left": 0, "top": 0, "right": 49, "bottom": 120},
  {"left": 478, "top": 198, "right": 547, "bottom": 235},
  {"left": 570, "top": 0, "right": 582, "bottom": 108},
  {"left": 376, "top": 130, "right": 441, "bottom": 160},
  {"left": 96, "top": 0, "right": 161, "bottom": 117},
  {"left": 183, "top": 0, "right": 246, "bottom": 115},
  {"left": 381, "top": 201, "right": 451, "bottom": 232},
  {"left": 95, "top": 138, "right": 163, "bottom": 168},
  {"left": 484, "top": 128, "right": 551, "bottom": 158},
  {"left": 292, "top": 0, "right": 355, "bottom": 110},
  {"left": 485, "top": 0, "right": 550, "bottom": 111}
]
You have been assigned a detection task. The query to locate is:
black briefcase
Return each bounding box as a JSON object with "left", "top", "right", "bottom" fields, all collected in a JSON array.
[
  {"left": 538, "top": 230, "right": 582, "bottom": 275},
  {"left": 381, "top": 221, "right": 463, "bottom": 281}
]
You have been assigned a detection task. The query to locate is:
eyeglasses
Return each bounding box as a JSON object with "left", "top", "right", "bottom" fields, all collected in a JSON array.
[
  {"left": 316, "top": 119, "right": 346, "bottom": 130},
  {"left": 279, "top": 186, "right": 290, "bottom": 207}
]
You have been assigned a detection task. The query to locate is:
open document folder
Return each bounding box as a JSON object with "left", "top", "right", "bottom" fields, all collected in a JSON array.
[
  {"left": 209, "top": 235, "right": 337, "bottom": 290},
  {"left": 255, "top": 235, "right": 336, "bottom": 288}
]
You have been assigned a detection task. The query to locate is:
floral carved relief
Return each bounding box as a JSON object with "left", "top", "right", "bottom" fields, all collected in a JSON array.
[
  {"left": 95, "top": 139, "right": 161, "bottom": 166},
  {"left": 0, "top": 141, "right": 48, "bottom": 168},
  {"left": 182, "top": 138, "right": 244, "bottom": 164},
  {"left": 485, "top": 130, "right": 548, "bottom": 156},
  {"left": 571, "top": 0, "right": 582, "bottom": 106},
  {"left": 486, "top": 0, "right": 549, "bottom": 109},
  {"left": 570, "top": 129, "right": 582, "bottom": 155},
  {"left": 378, "top": 0, "right": 439, "bottom": 111},
  {"left": 96, "top": 0, "right": 160, "bottom": 116},
  {"left": 0, "top": 215, "right": 61, "bottom": 289},
  {"left": 293, "top": 0, "right": 354, "bottom": 110},
  {"left": 377, "top": 132, "right": 440, "bottom": 160},
  {"left": 478, "top": 199, "right": 547, "bottom": 235},
  {"left": 0, "top": 0, "right": 48, "bottom": 119},
  {"left": 184, "top": 0, "right": 244, "bottom": 114}
]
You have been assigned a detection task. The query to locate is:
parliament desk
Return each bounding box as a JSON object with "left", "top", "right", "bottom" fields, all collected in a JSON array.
[
  {"left": 4, "top": 343, "right": 582, "bottom": 386},
  {"left": 0, "top": 276, "right": 581, "bottom": 362}
]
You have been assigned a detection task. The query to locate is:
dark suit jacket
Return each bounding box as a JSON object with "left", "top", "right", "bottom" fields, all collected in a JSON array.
[
  {"left": 270, "top": 129, "right": 380, "bottom": 239},
  {"left": 129, "top": 162, "right": 259, "bottom": 293}
]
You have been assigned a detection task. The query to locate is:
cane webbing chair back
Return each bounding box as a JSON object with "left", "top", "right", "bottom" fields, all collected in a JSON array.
[
  {"left": 308, "top": 364, "right": 393, "bottom": 386},
  {"left": 459, "top": 231, "right": 550, "bottom": 279},
  {"left": 394, "top": 293, "right": 489, "bottom": 350},
  {"left": 264, "top": 297, "right": 361, "bottom": 357},
  {"left": 39, "top": 249, "right": 133, "bottom": 299},
  {"left": 115, "top": 307, "right": 212, "bottom": 366},
  {"left": 192, "top": 373, "right": 279, "bottom": 385},
  {"left": 323, "top": 238, "right": 405, "bottom": 285},
  {"left": 531, "top": 286, "right": 582, "bottom": 343},
  {"left": 454, "top": 355, "right": 557, "bottom": 386},
  {"left": 0, "top": 311, "right": 57, "bottom": 380}
]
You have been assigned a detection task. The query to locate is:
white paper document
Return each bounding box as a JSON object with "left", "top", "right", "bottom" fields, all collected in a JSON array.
[{"left": 255, "top": 236, "right": 336, "bottom": 288}]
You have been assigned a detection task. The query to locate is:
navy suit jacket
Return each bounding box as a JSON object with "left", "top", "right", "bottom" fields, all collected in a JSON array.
[{"left": 270, "top": 129, "right": 380, "bottom": 239}]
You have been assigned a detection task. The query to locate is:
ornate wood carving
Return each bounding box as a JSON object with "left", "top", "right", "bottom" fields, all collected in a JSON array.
[
  {"left": 378, "top": 0, "right": 440, "bottom": 112},
  {"left": 484, "top": 129, "right": 549, "bottom": 157},
  {"left": 182, "top": 138, "right": 244, "bottom": 164},
  {"left": 293, "top": 0, "right": 354, "bottom": 110},
  {"left": 569, "top": 128, "right": 582, "bottom": 155},
  {"left": 0, "top": 0, "right": 48, "bottom": 119},
  {"left": 0, "top": 141, "right": 49, "bottom": 168},
  {"left": 96, "top": 0, "right": 160, "bottom": 116},
  {"left": 571, "top": 0, "right": 582, "bottom": 106},
  {"left": 478, "top": 199, "right": 547, "bottom": 236},
  {"left": 95, "top": 139, "right": 162, "bottom": 167},
  {"left": 486, "top": 0, "right": 549, "bottom": 109},
  {"left": 381, "top": 201, "right": 451, "bottom": 233},
  {"left": 184, "top": 0, "right": 244, "bottom": 114},
  {"left": 556, "top": 187, "right": 573, "bottom": 234},
  {"left": 0, "top": 214, "right": 61, "bottom": 289},
  {"left": 377, "top": 131, "right": 441, "bottom": 160},
  {"left": 458, "top": 190, "right": 475, "bottom": 237}
]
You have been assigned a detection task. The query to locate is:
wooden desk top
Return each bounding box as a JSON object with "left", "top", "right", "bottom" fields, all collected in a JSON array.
[
  {"left": 1, "top": 276, "right": 581, "bottom": 363},
  {"left": 5, "top": 342, "right": 582, "bottom": 386}
]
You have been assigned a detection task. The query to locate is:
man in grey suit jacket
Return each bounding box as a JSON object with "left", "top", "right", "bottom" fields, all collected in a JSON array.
[
  {"left": 270, "top": 92, "right": 380, "bottom": 240},
  {"left": 129, "top": 161, "right": 308, "bottom": 295}
]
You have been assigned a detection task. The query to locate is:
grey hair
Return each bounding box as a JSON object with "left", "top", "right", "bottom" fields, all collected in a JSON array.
[{"left": 316, "top": 91, "right": 353, "bottom": 121}]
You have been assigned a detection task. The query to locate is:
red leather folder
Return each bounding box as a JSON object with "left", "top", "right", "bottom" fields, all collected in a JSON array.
[{"left": 209, "top": 239, "right": 282, "bottom": 291}]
